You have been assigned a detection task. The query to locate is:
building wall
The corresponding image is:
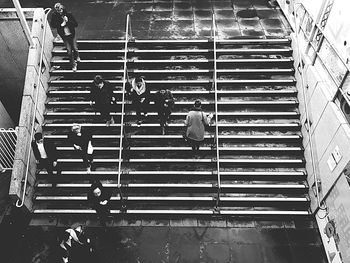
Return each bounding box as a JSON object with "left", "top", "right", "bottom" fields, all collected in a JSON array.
[
  {"left": 278, "top": 0, "right": 350, "bottom": 262},
  {"left": 0, "top": 102, "right": 14, "bottom": 128},
  {"left": 0, "top": 9, "right": 34, "bottom": 124},
  {"left": 9, "top": 8, "right": 53, "bottom": 213}
]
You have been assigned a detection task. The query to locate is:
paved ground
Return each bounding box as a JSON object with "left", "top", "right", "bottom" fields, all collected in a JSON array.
[
  {"left": 0, "top": 1, "right": 326, "bottom": 263},
  {"left": 1, "top": 0, "right": 291, "bottom": 39},
  {"left": 2, "top": 217, "right": 326, "bottom": 263}
]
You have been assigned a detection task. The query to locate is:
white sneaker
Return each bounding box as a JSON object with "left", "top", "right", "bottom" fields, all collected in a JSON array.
[
  {"left": 86, "top": 167, "right": 91, "bottom": 174},
  {"left": 72, "top": 62, "right": 77, "bottom": 72}
]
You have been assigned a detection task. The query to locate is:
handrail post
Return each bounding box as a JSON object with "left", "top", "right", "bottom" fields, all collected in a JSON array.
[
  {"left": 128, "top": 14, "right": 133, "bottom": 39},
  {"left": 212, "top": 13, "right": 221, "bottom": 212},
  {"left": 291, "top": 3, "right": 326, "bottom": 213},
  {"left": 117, "top": 14, "right": 131, "bottom": 212},
  {"left": 16, "top": 8, "right": 52, "bottom": 208}
]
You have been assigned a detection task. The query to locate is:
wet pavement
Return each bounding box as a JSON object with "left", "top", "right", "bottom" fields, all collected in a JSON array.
[
  {"left": 0, "top": 0, "right": 291, "bottom": 39},
  {"left": 2, "top": 218, "right": 326, "bottom": 263}
]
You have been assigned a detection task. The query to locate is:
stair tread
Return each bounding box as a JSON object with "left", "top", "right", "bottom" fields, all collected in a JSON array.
[
  {"left": 46, "top": 101, "right": 297, "bottom": 105},
  {"left": 33, "top": 209, "right": 309, "bottom": 215},
  {"left": 38, "top": 170, "right": 305, "bottom": 176},
  {"left": 45, "top": 134, "right": 301, "bottom": 139},
  {"left": 48, "top": 90, "right": 297, "bottom": 95},
  {"left": 56, "top": 146, "right": 302, "bottom": 151},
  {"left": 55, "top": 158, "right": 304, "bottom": 162},
  {"left": 36, "top": 183, "right": 306, "bottom": 189},
  {"left": 35, "top": 195, "right": 307, "bottom": 200}
]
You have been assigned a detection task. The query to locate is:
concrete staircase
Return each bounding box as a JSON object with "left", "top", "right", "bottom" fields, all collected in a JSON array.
[{"left": 33, "top": 38, "right": 309, "bottom": 220}]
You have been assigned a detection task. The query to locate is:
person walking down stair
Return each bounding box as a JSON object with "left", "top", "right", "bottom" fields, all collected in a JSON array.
[
  {"left": 126, "top": 76, "right": 150, "bottom": 127},
  {"left": 90, "top": 75, "right": 116, "bottom": 127},
  {"left": 154, "top": 89, "right": 174, "bottom": 135},
  {"left": 88, "top": 180, "right": 112, "bottom": 227},
  {"left": 68, "top": 124, "right": 94, "bottom": 173},
  {"left": 184, "top": 100, "right": 213, "bottom": 153},
  {"left": 32, "top": 132, "right": 61, "bottom": 185},
  {"left": 51, "top": 3, "right": 80, "bottom": 71}
]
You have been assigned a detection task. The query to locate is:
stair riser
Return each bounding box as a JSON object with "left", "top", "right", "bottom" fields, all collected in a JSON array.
[{"left": 34, "top": 200, "right": 309, "bottom": 210}]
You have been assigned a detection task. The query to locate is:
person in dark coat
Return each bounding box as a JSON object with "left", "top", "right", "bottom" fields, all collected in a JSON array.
[
  {"left": 126, "top": 76, "right": 151, "bottom": 127},
  {"left": 68, "top": 124, "right": 93, "bottom": 173},
  {"left": 90, "top": 75, "right": 116, "bottom": 126},
  {"left": 184, "top": 100, "right": 213, "bottom": 152},
  {"left": 88, "top": 181, "right": 112, "bottom": 226},
  {"left": 32, "top": 132, "right": 61, "bottom": 180},
  {"left": 57, "top": 231, "right": 72, "bottom": 263},
  {"left": 154, "top": 89, "right": 174, "bottom": 135},
  {"left": 65, "top": 225, "right": 94, "bottom": 263},
  {"left": 51, "top": 3, "right": 80, "bottom": 71}
]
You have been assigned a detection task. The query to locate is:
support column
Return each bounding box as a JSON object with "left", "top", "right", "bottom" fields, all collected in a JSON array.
[{"left": 12, "top": 0, "right": 34, "bottom": 47}]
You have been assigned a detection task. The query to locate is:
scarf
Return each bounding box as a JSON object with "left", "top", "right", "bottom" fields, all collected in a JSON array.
[{"left": 132, "top": 78, "right": 146, "bottom": 96}]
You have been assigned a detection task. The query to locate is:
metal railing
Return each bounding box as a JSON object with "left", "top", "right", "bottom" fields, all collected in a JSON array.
[
  {"left": 0, "top": 128, "right": 17, "bottom": 171},
  {"left": 16, "top": 8, "right": 51, "bottom": 208},
  {"left": 211, "top": 14, "right": 221, "bottom": 211},
  {"left": 116, "top": 14, "right": 131, "bottom": 209},
  {"left": 292, "top": 2, "right": 326, "bottom": 213}
]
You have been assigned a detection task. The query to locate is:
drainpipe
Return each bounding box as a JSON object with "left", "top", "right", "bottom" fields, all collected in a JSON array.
[{"left": 12, "top": 0, "right": 35, "bottom": 47}]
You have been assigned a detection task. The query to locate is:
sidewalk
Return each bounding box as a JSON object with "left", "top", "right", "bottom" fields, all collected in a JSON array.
[{"left": 24, "top": 219, "right": 325, "bottom": 263}]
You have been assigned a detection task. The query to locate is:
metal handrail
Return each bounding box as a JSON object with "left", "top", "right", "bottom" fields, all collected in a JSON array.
[
  {"left": 117, "top": 14, "right": 130, "bottom": 191},
  {"left": 291, "top": 3, "right": 326, "bottom": 212},
  {"left": 16, "top": 8, "right": 52, "bottom": 208},
  {"left": 211, "top": 13, "right": 221, "bottom": 211}
]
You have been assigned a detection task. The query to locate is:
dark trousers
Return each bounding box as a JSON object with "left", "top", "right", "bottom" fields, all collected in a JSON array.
[
  {"left": 133, "top": 98, "right": 150, "bottom": 121},
  {"left": 96, "top": 204, "right": 110, "bottom": 226},
  {"left": 64, "top": 34, "right": 79, "bottom": 67},
  {"left": 39, "top": 158, "right": 61, "bottom": 176},
  {"left": 188, "top": 139, "right": 201, "bottom": 151},
  {"left": 97, "top": 104, "right": 112, "bottom": 122},
  {"left": 76, "top": 148, "right": 93, "bottom": 168},
  {"left": 158, "top": 108, "right": 171, "bottom": 127}
]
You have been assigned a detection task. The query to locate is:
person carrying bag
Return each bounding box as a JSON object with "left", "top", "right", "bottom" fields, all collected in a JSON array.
[{"left": 184, "top": 100, "right": 213, "bottom": 153}]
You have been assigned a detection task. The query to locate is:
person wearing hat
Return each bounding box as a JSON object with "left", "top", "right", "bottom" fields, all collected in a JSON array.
[
  {"left": 126, "top": 76, "right": 151, "bottom": 127},
  {"left": 51, "top": 3, "right": 80, "bottom": 71},
  {"left": 90, "top": 75, "right": 116, "bottom": 127},
  {"left": 68, "top": 124, "right": 94, "bottom": 173},
  {"left": 184, "top": 100, "right": 213, "bottom": 152},
  {"left": 32, "top": 132, "right": 61, "bottom": 182}
]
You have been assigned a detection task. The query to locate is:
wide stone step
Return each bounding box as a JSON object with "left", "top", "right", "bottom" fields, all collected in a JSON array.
[
  {"left": 47, "top": 89, "right": 298, "bottom": 98},
  {"left": 44, "top": 134, "right": 301, "bottom": 141},
  {"left": 48, "top": 79, "right": 296, "bottom": 85},
  {"left": 35, "top": 194, "right": 308, "bottom": 203},
  {"left": 37, "top": 170, "right": 306, "bottom": 181},
  {"left": 32, "top": 209, "right": 309, "bottom": 216},
  {"left": 55, "top": 158, "right": 304, "bottom": 166}
]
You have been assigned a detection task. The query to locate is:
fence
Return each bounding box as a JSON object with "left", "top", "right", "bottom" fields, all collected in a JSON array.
[{"left": 0, "top": 128, "right": 17, "bottom": 172}]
